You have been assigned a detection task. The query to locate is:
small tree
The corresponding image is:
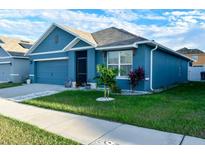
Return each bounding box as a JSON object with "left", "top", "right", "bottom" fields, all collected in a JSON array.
[
  {"left": 96, "top": 64, "right": 118, "bottom": 98},
  {"left": 128, "top": 67, "right": 145, "bottom": 92}
]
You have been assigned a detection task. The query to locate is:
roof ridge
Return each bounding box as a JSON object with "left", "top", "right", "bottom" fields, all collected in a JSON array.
[
  {"left": 92, "top": 26, "right": 147, "bottom": 40},
  {"left": 0, "top": 35, "right": 33, "bottom": 43}
]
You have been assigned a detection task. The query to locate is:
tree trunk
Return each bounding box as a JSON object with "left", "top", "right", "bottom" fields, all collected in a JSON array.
[{"left": 104, "top": 85, "right": 107, "bottom": 98}]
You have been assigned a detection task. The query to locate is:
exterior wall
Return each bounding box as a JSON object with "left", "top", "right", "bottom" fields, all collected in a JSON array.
[
  {"left": 29, "top": 52, "right": 68, "bottom": 83},
  {"left": 67, "top": 48, "right": 96, "bottom": 83},
  {"left": 95, "top": 45, "right": 151, "bottom": 91},
  {"left": 184, "top": 53, "right": 205, "bottom": 66},
  {"left": 152, "top": 48, "right": 189, "bottom": 89},
  {"left": 0, "top": 57, "right": 29, "bottom": 83},
  {"left": 0, "top": 47, "right": 10, "bottom": 57},
  {"left": 67, "top": 51, "right": 76, "bottom": 82},
  {"left": 0, "top": 58, "right": 12, "bottom": 82},
  {"left": 87, "top": 48, "right": 96, "bottom": 82},
  {"left": 33, "top": 27, "right": 75, "bottom": 53},
  {"left": 11, "top": 58, "right": 29, "bottom": 83}
]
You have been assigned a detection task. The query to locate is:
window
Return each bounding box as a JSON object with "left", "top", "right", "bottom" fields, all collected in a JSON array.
[
  {"left": 107, "top": 50, "right": 132, "bottom": 77},
  {"left": 192, "top": 55, "right": 198, "bottom": 61}
]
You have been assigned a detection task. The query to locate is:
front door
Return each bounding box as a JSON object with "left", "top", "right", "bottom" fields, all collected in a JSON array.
[{"left": 76, "top": 51, "right": 87, "bottom": 86}]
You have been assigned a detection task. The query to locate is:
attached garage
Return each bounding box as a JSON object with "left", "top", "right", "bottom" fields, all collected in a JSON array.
[
  {"left": 0, "top": 62, "right": 11, "bottom": 82},
  {"left": 35, "top": 58, "right": 68, "bottom": 85}
]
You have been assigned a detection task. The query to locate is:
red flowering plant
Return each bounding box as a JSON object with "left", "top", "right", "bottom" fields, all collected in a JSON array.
[{"left": 128, "top": 67, "right": 145, "bottom": 92}]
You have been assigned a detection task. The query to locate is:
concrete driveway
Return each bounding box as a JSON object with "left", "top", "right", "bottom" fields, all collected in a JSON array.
[{"left": 0, "top": 84, "right": 67, "bottom": 101}]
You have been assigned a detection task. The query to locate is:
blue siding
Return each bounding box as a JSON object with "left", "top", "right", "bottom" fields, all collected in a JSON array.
[
  {"left": 87, "top": 48, "right": 96, "bottom": 82},
  {"left": 96, "top": 44, "right": 189, "bottom": 91},
  {"left": 96, "top": 51, "right": 105, "bottom": 66},
  {"left": 95, "top": 47, "right": 150, "bottom": 91},
  {"left": 33, "top": 27, "right": 75, "bottom": 53},
  {"left": 0, "top": 47, "right": 10, "bottom": 57},
  {"left": 67, "top": 51, "right": 76, "bottom": 81},
  {"left": 152, "top": 48, "right": 188, "bottom": 89},
  {"left": 73, "top": 40, "right": 90, "bottom": 48}
]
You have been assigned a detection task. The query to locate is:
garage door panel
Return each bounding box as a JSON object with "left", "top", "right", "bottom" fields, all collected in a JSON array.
[
  {"left": 36, "top": 60, "right": 68, "bottom": 85},
  {"left": 0, "top": 64, "right": 11, "bottom": 82}
]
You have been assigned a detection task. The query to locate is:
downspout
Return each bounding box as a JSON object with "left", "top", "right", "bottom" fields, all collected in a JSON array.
[{"left": 150, "top": 44, "right": 158, "bottom": 91}]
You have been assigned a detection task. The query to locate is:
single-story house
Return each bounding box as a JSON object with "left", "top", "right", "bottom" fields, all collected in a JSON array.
[
  {"left": 27, "top": 23, "right": 192, "bottom": 91},
  {"left": 0, "top": 36, "right": 33, "bottom": 83},
  {"left": 176, "top": 47, "right": 205, "bottom": 67}
]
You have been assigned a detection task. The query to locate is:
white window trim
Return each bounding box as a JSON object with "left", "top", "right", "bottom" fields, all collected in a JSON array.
[
  {"left": 107, "top": 50, "right": 133, "bottom": 78},
  {"left": 33, "top": 57, "right": 69, "bottom": 62},
  {"left": 69, "top": 46, "right": 93, "bottom": 51},
  {"left": 29, "top": 50, "right": 66, "bottom": 56}
]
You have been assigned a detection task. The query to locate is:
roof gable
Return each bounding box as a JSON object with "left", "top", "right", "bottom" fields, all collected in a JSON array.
[
  {"left": 72, "top": 40, "right": 91, "bottom": 48},
  {"left": 0, "top": 47, "right": 10, "bottom": 57},
  {"left": 33, "top": 27, "right": 76, "bottom": 53},
  {"left": 27, "top": 23, "right": 97, "bottom": 55},
  {"left": 60, "top": 24, "right": 96, "bottom": 46},
  {"left": 176, "top": 47, "right": 205, "bottom": 54}
]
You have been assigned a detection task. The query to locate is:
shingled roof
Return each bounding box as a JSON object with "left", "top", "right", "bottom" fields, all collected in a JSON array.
[
  {"left": 176, "top": 47, "right": 205, "bottom": 54},
  {"left": 61, "top": 25, "right": 97, "bottom": 46},
  {"left": 0, "top": 36, "right": 33, "bottom": 56},
  {"left": 91, "top": 27, "right": 148, "bottom": 47}
]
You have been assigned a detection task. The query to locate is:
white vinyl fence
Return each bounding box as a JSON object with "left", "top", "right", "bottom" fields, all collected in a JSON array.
[{"left": 188, "top": 66, "right": 205, "bottom": 81}]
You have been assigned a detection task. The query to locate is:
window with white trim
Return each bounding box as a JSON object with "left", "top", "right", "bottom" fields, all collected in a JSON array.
[{"left": 107, "top": 50, "right": 132, "bottom": 77}]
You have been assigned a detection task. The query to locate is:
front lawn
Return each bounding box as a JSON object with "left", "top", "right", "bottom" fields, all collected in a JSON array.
[
  {"left": 23, "top": 82, "right": 205, "bottom": 139},
  {"left": 0, "top": 115, "right": 78, "bottom": 145},
  {"left": 0, "top": 82, "right": 22, "bottom": 89}
]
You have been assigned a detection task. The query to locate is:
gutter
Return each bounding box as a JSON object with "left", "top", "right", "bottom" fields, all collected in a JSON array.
[
  {"left": 96, "top": 44, "right": 137, "bottom": 50},
  {"left": 150, "top": 44, "right": 158, "bottom": 91},
  {"left": 134, "top": 40, "right": 193, "bottom": 61},
  {"left": 96, "top": 40, "right": 192, "bottom": 61}
]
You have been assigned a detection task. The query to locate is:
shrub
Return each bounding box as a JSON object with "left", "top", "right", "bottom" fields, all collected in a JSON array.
[
  {"left": 95, "top": 64, "right": 118, "bottom": 97},
  {"left": 128, "top": 67, "right": 145, "bottom": 92}
]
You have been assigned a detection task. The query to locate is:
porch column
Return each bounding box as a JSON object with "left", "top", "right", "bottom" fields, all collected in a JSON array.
[
  {"left": 87, "top": 48, "right": 96, "bottom": 82},
  {"left": 68, "top": 51, "right": 76, "bottom": 82}
]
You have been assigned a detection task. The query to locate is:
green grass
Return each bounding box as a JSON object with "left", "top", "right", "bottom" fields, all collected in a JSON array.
[
  {"left": 23, "top": 82, "right": 205, "bottom": 139},
  {"left": 0, "top": 115, "right": 79, "bottom": 145},
  {"left": 0, "top": 82, "right": 22, "bottom": 89}
]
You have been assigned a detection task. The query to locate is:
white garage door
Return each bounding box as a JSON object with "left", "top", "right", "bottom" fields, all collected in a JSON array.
[{"left": 0, "top": 63, "right": 11, "bottom": 82}]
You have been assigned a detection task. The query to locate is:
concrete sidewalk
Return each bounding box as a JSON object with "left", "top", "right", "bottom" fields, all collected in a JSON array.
[{"left": 0, "top": 98, "right": 204, "bottom": 145}]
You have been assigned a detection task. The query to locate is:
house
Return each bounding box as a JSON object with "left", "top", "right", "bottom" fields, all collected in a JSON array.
[
  {"left": 0, "top": 36, "right": 33, "bottom": 83},
  {"left": 176, "top": 47, "right": 205, "bottom": 67},
  {"left": 27, "top": 23, "right": 192, "bottom": 91}
]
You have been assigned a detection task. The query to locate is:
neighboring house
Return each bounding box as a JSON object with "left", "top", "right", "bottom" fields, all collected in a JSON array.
[
  {"left": 27, "top": 23, "right": 192, "bottom": 91},
  {"left": 176, "top": 47, "right": 205, "bottom": 66},
  {"left": 0, "top": 36, "right": 33, "bottom": 83}
]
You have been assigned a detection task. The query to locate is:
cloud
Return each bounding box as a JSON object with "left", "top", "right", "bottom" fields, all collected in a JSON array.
[{"left": 0, "top": 9, "right": 205, "bottom": 51}]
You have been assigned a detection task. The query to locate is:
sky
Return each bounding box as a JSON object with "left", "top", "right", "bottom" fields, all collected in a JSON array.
[{"left": 0, "top": 9, "right": 205, "bottom": 51}]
